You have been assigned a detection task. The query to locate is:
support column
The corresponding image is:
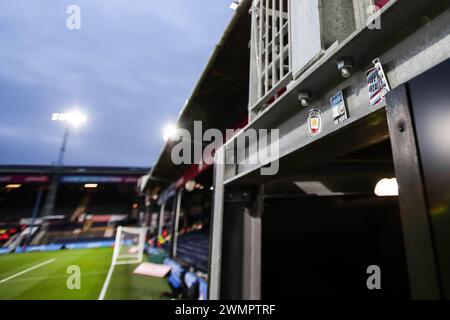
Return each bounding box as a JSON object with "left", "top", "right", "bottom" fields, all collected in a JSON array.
[
  {"left": 157, "top": 202, "right": 166, "bottom": 239},
  {"left": 208, "top": 147, "right": 226, "bottom": 300},
  {"left": 242, "top": 185, "right": 262, "bottom": 300},
  {"left": 386, "top": 85, "right": 441, "bottom": 299},
  {"left": 170, "top": 190, "right": 183, "bottom": 257}
]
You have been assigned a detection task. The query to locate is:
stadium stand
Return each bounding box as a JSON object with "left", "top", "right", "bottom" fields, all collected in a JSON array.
[{"left": 0, "top": 165, "right": 148, "bottom": 251}]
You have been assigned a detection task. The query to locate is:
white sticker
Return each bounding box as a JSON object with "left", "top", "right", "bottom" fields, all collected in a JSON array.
[
  {"left": 330, "top": 90, "right": 348, "bottom": 124},
  {"left": 367, "top": 58, "right": 391, "bottom": 107}
]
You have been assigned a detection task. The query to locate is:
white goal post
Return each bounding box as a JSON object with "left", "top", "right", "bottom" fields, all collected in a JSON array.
[
  {"left": 112, "top": 226, "right": 147, "bottom": 265},
  {"left": 99, "top": 226, "right": 147, "bottom": 300}
]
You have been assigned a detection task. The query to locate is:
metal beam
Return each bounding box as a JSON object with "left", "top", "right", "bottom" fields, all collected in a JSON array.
[
  {"left": 157, "top": 202, "right": 166, "bottom": 239},
  {"left": 385, "top": 85, "right": 441, "bottom": 299},
  {"left": 208, "top": 147, "right": 226, "bottom": 299},
  {"left": 171, "top": 190, "right": 183, "bottom": 257},
  {"left": 225, "top": 3, "right": 450, "bottom": 184},
  {"left": 242, "top": 185, "right": 262, "bottom": 299}
]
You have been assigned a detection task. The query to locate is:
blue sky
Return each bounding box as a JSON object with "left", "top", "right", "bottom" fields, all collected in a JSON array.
[{"left": 0, "top": 1, "right": 235, "bottom": 167}]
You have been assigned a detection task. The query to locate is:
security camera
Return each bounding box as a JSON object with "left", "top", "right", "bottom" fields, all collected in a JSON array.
[
  {"left": 298, "top": 92, "right": 312, "bottom": 107},
  {"left": 337, "top": 58, "right": 354, "bottom": 78}
]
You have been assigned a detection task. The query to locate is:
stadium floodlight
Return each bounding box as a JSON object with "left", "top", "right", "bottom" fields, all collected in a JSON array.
[
  {"left": 374, "top": 178, "right": 398, "bottom": 197},
  {"left": 163, "top": 123, "right": 178, "bottom": 141},
  {"left": 51, "top": 111, "right": 87, "bottom": 127},
  {"left": 84, "top": 183, "right": 98, "bottom": 189},
  {"left": 42, "top": 110, "right": 88, "bottom": 217},
  {"left": 99, "top": 226, "right": 147, "bottom": 300}
]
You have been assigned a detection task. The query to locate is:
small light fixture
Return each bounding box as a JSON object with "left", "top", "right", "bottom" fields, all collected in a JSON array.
[
  {"left": 84, "top": 183, "right": 98, "bottom": 189},
  {"left": 337, "top": 58, "right": 354, "bottom": 78},
  {"left": 298, "top": 92, "right": 312, "bottom": 107},
  {"left": 185, "top": 180, "right": 196, "bottom": 192},
  {"left": 5, "top": 184, "right": 21, "bottom": 189},
  {"left": 229, "top": 1, "right": 240, "bottom": 10},
  {"left": 132, "top": 203, "right": 138, "bottom": 209},
  {"left": 374, "top": 178, "right": 398, "bottom": 197}
]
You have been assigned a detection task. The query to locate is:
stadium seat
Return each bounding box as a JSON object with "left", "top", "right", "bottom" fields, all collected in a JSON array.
[
  {"left": 184, "top": 271, "right": 198, "bottom": 288},
  {"left": 163, "top": 258, "right": 185, "bottom": 290},
  {"left": 198, "top": 277, "right": 208, "bottom": 300},
  {"left": 175, "top": 230, "right": 209, "bottom": 272},
  {"left": 184, "top": 272, "right": 199, "bottom": 300}
]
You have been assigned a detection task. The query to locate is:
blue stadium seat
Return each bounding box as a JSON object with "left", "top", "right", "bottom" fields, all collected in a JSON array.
[
  {"left": 164, "top": 257, "right": 185, "bottom": 290},
  {"left": 198, "top": 278, "right": 208, "bottom": 300},
  {"left": 184, "top": 271, "right": 198, "bottom": 288},
  {"left": 175, "top": 230, "right": 209, "bottom": 272}
]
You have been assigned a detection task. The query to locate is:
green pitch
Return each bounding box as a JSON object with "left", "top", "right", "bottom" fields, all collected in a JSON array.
[{"left": 0, "top": 248, "right": 170, "bottom": 300}]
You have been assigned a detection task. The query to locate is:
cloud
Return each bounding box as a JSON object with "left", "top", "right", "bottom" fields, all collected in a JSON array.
[{"left": 0, "top": 0, "right": 234, "bottom": 167}]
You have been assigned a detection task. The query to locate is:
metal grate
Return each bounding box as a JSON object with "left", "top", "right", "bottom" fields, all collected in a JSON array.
[{"left": 251, "top": 0, "right": 291, "bottom": 108}]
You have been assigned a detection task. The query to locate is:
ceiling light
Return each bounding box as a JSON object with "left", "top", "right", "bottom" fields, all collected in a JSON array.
[
  {"left": 374, "top": 178, "right": 398, "bottom": 197},
  {"left": 5, "top": 184, "right": 21, "bottom": 189}
]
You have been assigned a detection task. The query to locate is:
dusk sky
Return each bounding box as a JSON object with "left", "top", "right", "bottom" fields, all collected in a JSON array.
[{"left": 0, "top": 1, "right": 235, "bottom": 167}]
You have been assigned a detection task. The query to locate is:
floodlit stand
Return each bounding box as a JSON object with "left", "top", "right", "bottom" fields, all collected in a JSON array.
[{"left": 99, "top": 226, "right": 147, "bottom": 300}]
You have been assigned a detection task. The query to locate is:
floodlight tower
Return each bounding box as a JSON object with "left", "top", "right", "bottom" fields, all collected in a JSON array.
[{"left": 40, "top": 111, "right": 87, "bottom": 217}]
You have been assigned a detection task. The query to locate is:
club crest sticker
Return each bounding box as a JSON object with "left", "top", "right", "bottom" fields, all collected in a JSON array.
[
  {"left": 307, "top": 109, "right": 323, "bottom": 136},
  {"left": 330, "top": 90, "right": 348, "bottom": 124},
  {"left": 367, "top": 58, "right": 390, "bottom": 107}
]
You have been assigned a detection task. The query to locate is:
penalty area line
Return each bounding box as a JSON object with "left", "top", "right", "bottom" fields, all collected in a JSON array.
[{"left": 0, "top": 258, "right": 56, "bottom": 284}]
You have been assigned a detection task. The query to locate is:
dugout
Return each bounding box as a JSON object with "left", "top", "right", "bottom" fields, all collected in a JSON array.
[{"left": 208, "top": 0, "right": 450, "bottom": 300}]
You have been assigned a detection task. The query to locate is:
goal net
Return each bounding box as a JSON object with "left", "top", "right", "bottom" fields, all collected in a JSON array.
[{"left": 112, "top": 226, "right": 147, "bottom": 265}]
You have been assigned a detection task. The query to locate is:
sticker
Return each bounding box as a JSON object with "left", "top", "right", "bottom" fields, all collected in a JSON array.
[
  {"left": 330, "top": 90, "right": 348, "bottom": 124},
  {"left": 367, "top": 58, "right": 390, "bottom": 107},
  {"left": 307, "top": 109, "right": 323, "bottom": 136}
]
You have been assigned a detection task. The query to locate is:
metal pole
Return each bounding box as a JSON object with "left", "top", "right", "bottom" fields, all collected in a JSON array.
[
  {"left": 208, "top": 147, "right": 226, "bottom": 300},
  {"left": 57, "top": 125, "right": 70, "bottom": 167},
  {"left": 171, "top": 190, "right": 183, "bottom": 257},
  {"left": 23, "top": 187, "right": 44, "bottom": 250},
  {"left": 157, "top": 202, "right": 166, "bottom": 238},
  {"left": 41, "top": 125, "right": 70, "bottom": 217}
]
